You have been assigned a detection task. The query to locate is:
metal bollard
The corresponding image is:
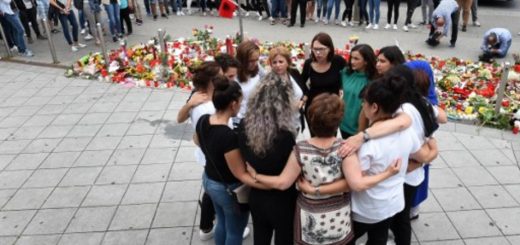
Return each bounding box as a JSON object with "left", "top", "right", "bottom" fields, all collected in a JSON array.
[
  {"left": 96, "top": 23, "right": 110, "bottom": 69},
  {"left": 494, "top": 62, "right": 511, "bottom": 114},
  {"left": 0, "top": 22, "right": 13, "bottom": 57},
  {"left": 157, "top": 28, "right": 165, "bottom": 53},
  {"left": 42, "top": 18, "right": 59, "bottom": 64}
]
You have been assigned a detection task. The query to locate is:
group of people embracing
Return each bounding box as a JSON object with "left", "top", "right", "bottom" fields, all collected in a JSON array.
[{"left": 177, "top": 31, "right": 447, "bottom": 245}]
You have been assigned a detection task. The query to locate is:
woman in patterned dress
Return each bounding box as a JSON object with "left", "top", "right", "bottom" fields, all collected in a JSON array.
[{"left": 246, "top": 93, "right": 400, "bottom": 245}]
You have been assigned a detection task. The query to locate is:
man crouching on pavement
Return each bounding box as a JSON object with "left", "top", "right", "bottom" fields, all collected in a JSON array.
[{"left": 479, "top": 28, "right": 512, "bottom": 63}]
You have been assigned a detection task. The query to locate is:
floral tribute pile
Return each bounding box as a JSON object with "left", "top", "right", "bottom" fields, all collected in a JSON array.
[{"left": 65, "top": 26, "right": 520, "bottom": 131}]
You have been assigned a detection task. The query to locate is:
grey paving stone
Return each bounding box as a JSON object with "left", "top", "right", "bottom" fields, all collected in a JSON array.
[
  {"left": 0, "top": 210, "right": 37, "bottom": 236},
  {"left": 23, "top": 208, "right": 76, "bottom": 235},
  {"left": 3, "top": 188, "right": 53, "bottom": 210},
  {"left": 464, "top": 236, "right": 511, "bottom": 245},
  {"left": 89, "top": 102, "right": 119, "bottom": 113},
  {"left": 169, "top": 162, "right": 203, "bottom": 181},
  {"left": 58, "top": 232, "right": 105, "bottom": 245},
  {"left": 411, "top": 212, "right": 460, "bottom": 242},
  {"left": 22, "top": 139, "right": 61, "bottom": 153},
  {"left": 132, "top": 164, "right": 171, "bottom": 183},
  {"left": 118, "top": 135, "right": 153, "bottom": 149},
  {"left": 42, "top": 186, "right": 90, "bottom": 208},
  {"left": 146, "top": 227, "right": 192, "bottom": 245},
  {"left": 488, "top": 138, "right": 512, "bottom": 149},
  {"left": 486, "top": 166, "right": 520, "bottom": 185},
  {"left": 37, "top": 104, "right": 67, "bottom": 115},
  {"left": 86, "top": 136, "right": 122, "bottom": 151},
  {"left": 78, "top": 113, "right": 112, "bottom": 125},
  {"left": 0, "top": 236, "right": 16, "bottom": 245},
  {"left": 9, "top": 126, "right": 45, "bottom": 140},
  {"left": 451, "top": 166, "right": 499, "bottom": 186},
  {"left": 114, "top": 102, "right": 145, "bottom": 113},
  {"left": 126, "top": 122, "right": 158, "bottom": 136},
  {"left": 106, "top": 112, "right": 137, "bottom": 124},
  {"left": 82, "top": 184, "right": 127, "bottom": 207},
  {"left": 23, "top": 115, "right": 56, "bottom": 127},
  {"left": 37, "top": 125, "right": 74, "bottom": 139},
  {"left": 447, "top": 210, "right": 502, "bottom": 238},
  {"left": 0, "top": 170, "right": 33, "bottom": 189},
  {"left": 50, "top": 114, "right": 84, "bottom": 126},
  {"left": 102, "top": 230, "right": 147, "bottom": 245},
  {"left": 174, "top": 147, "right": 198, "bottom": 163},
  {"left": 121, "top": 183, "right": 165, "bottom": 205},
  {"left": 53, "top": 137, "right": 92, "bottom": 153},
  {"left": 161, "top": 181, "right": 201, "bottom": 202},
  {"left": 432, "top": 187, "right": 481, "bottom": 211},
  {"left": 59, "top": 167, "right": 103, "bottom": 186},
  {"left": 62, "top": 102, "right": 95, "bottom": 114},
  {"left": 67, "top": 125, "right": 103, "bottom": 138},
  {"left": 0, "top": 140, "right": 32, "bottom": 154},
  {"left": 15, "top": 235, "right": 60, "bottom": 245},
  {"left": 416, "top": 191, "right": 443, "bottom": 213},
  {"left": 107, "top": 148, "right": 147, "bottom": 166},
  {"left": 47, "top": 95, "right": 76, "bottom": 105},
  {"left": 6, "top": 153, "right": 49, "bottom": 170},
  {"left": 428, "top": 168, "right": 463, "bottom": 189},
  {"left": 141, "top": 148, "right": 177, "bottom": 165},
  {"left": 152, "top": 202, "right": 197, "bottom": 228},
  {"left": 501, "top": 149, "right": 517, "bottom": 163},
  {"left": 440, "top": 151, "right": 480, "bottom": 168},
  {"left": 507, "top": 235, "right": 520, "bottom": 245},
  {"left": 504, "top": 185, "right": 520, "bottom": 204},
  {"left": 97, "top": 123, "right": 131, "bottom": 137},
  {"left": 0, "top": 116, "right": 30, "bottom": 128},
  {"left": 66, "top": 206, "right": 117, "bottom": 232},
  {"left": 0, "top": 154, "right": 16, "bottom": 171},
  {"left": 40, "top": 152, "right": 82, "bottom": 169},
  {"left": 23, "top": 168, "right": 68, "bottom": 188},
  {"left": 109, "top": 204, "right": 156, "bottom": 230},
  {"left": 74, "top": 150, "right": 114, "bottom": 167},
  {"left": 453, "top": 133, "right": 496, "bottom": 150},
  {"left": 487, "top": 207, "right": 520, "bottom": 235},
  {"left": 468, "top": 185, "right": 518, "bottom": 209},
  {"left": 148, "top": 135, "right": 180, "bottom": 149},
  {"left": 0, "top": 189, "right": 16, "bottom": 207},
  {"left": 96, "top": 165, "right": 137, "bottom": 185},
  {"left": 471, "top": 149, "right": 516, "bottom": 166}
]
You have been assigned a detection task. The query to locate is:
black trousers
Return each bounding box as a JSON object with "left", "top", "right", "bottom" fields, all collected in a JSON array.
[
  {"left": 341, "top": 0, "right": 354, "bottom": 21},
  {"left": 120, "top": 7, "right": 133, "bottom": 34},
  {"left": 290, "top": 0, "right": 306, "bottom": 25},
  {"left": 387, "top": 0, "right": 401, "bottom": 24},
  {"left": 199, "top": 192, "right": 215, "bottom": 231},
  {"left": 404, "top": 0, "right": 419, "bottom": 25},
  {"left": 389, "top": 184, "right": 418, "bottom": 245},
  {"left": 19, "top": 7, "right": 42, "bottom": 38},
  {"left": 249, "top": 192, "right": 296, "bottom": 245},
  {"left": 349, "top": 217, "right": 393, "bottom": 245},
  {"left": 429, "top": 9, "right": 459, "bottom": 45},
  {"left": 252, "top": 0, "right": 270, "bottom": 16}
]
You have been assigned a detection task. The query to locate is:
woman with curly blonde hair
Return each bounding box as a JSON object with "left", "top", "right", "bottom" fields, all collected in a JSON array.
[{"left": 237, "top": 71, "right": 299, "bottom": 244}]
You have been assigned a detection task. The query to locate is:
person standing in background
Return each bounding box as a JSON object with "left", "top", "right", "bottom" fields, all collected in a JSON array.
[
  {"left": 470, "top": 0, "right": 479, "bottom": 26},
  {"left": 420, "top": 0, "right": 434, "bottom": 25},
  {"left": 456, "top": 0, "right": 473, "bottom": 32},
  {"left": 13, "top": 0, "right": 46, "bottom": 43}
]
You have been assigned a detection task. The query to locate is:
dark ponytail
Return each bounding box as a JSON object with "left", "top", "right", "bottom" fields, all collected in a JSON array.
[
  {"left": 363, "top": 75, "right": 406, "bottom": 114},
  {"left": 212, "top": 76, "right": 242, "bottom": 111}
]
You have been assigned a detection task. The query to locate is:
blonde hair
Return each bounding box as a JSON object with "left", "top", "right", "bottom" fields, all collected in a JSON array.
[{"left": 268, "top": 46, "right": 292, "bottom": 68}]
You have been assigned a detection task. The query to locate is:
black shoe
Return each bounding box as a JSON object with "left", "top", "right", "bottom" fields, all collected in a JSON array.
[
  {"left": 112, "top": 36, "right": 118, "bottom": 42},
  {"left": 300, "top": 23, "right": 304, "bottom": 28},
  {"left": 27, "top": 37, "right": 34, "bottom": 44},
  {"left": 449, "top": 42, "right": 456, "bottom": 48},
  {"left": 287, "top": 23, "right": 294, "bottom": 27},
  {"left": 36, "top": 35, "right": 47, "bottom": 40},
  {"left": 161, "top": 13, "right": 168, "bottom": 18},
  {"left": 419, "top": 21, "right": 426, "bottom": 25},
  {"left": 153, "top": 15, "right": 158, "bottom": 20},
  {"left": 461, "top": 25, "right": 467, "bottom": 32}
]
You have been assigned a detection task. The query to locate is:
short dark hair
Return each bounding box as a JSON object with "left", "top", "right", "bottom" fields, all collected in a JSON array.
[
  {"left": 310, "top": 32, "right": 335, "bottom": 62},
  {"left": 363, "top": 75, "right": 406, "bottom": 115},
  {"left": 378, "top": 46, "right": 406, "bottom": 66},
  {"left": 307, "top": 93, "right": 344, "bottom": 137},
  {"left": 215, "top": 53, "right": 240, "bottom": 73},
  {"left": 212, "top": 76, "right": 242, "bottom": 111},
  {"left": 413, "top": 70, "right": 430, "bottom": 97},
  {"left": 192, "top": 61, "right": 221, "bottom": 91}
]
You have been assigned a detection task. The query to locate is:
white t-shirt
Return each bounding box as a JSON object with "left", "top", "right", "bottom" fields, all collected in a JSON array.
[
  {"left": 190, "top": 101, "right": 216, "bottom": 165},
  {"left": 351, "top": 124, "right": 421, "bottom": 224},
  {"left": 398, "top": 103, "right": 438, "bottom": 186},
  {"left": 290, "top": 75, "right": 303, "bottom": 128},
  {"left": 236, "top": 73, "right": 261, "bottom": 120}
]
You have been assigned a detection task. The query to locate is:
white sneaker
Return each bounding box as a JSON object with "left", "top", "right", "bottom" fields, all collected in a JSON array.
[
  {"left": 341, "top": 21, "right": 347, "bottom": 27},
  {"left": 323, "top": 19, "right": 328, "bottom": 25},
  {"left": 393, "top": 24, "right": 398, "bottom": 30},
  {"left": 335, "top": 19, "right": 340, "bottom": 25},
  {"left": 19, "top": 49, "right": 34, "bottom": 57},
  {"left": 409, "top": 23, "right": 417, "bottom": 28},
  {"left": 366, "top": 23, "right": 373, "bottom": 29},
  {"left": 243, "top": 227, "right": 250, "bottom": 239},
  {"left": 269, "top": 16, "right": 274, "bottom": 21},
  {"left": 348, "top": 21, "right": 354, "bottom": 26},
  {"left": 384, "top": 23, "right": 391, "bottom": 29},
  {"left": 176, "top": 11, "right": 181, "bottom": 16},
  {"left": 80, "top": 29, "right": 86, "bottom": 35},
  {"left": 71, "top": 46, "right": 79, "bottom": 52},
  {"left": 10, "top": 46, "right": 18, "bottom": 53},
  {"left": 199, "top": 226, "right": 215, "bottom": 241},
  {"left": 258, "top": 15, "right": 263, "bottom": 21},
  {"left": 314, "top": 18, "right": 319, "bottom": 23},
  {"left": 403, "top": 25, "right": 409, "bottom": 32},
  {"left": 373, "top": 24, "right": 379, "bottom": 29},
  {"left": 84, "top": 34, "right": 94, "bottom": 40},
  {"left": 77, "top": 43, "right": 87, "bottom": 48},
  {"left": 473, "top": 21, "right": 481, "bottom": 27}
]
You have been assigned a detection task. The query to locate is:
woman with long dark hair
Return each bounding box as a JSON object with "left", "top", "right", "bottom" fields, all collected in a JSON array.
[{"left": 376, "top": 45, "right": 406, "bottom": 75}]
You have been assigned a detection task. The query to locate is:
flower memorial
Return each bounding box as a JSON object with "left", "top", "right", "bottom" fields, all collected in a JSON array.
[{"left": 65, "top": 26, "right": 520, "bottom": 131}]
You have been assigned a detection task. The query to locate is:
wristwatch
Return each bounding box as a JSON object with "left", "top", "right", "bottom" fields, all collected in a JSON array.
[{"left": 363, "top": 130, "right": 371, "bottom": 142}]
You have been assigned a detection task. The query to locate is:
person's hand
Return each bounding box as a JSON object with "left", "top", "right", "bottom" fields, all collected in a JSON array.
[
  {"left": 245, "top": 162, "right": 256, "bottom": 177},
  {"left": 187, "top": 92, "right": 209, "bottom": 107},
  {"left": 297, "top": 99, "right": 305, "bottom": 109},
  {"left": 337, "top": 133, "right": 363, "bottom": 158},
  {"left": 296, "top": 177, "right": 314, "bottom": 194},
  {"left": 386, "top": 158, "right": 402, "bottom": 176}
]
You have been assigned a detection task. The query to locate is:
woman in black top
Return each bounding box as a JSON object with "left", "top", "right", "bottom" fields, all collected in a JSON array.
[
  {"left": 196, "top": 76, "right": 267, "bottom": 245},
  {"left": 238, "top": 72, "right": 299, "bottom": 245},
  {"left": 301, "top": 32, "right": 346, "bottom": 135}
]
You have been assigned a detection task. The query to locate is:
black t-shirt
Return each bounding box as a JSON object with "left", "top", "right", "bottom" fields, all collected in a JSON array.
[
  {"left": 196, "top": 114, "right": 240, "bottom": 184},
  {"left": 301, "top": 55, "right": 347, "bottom": 106}
]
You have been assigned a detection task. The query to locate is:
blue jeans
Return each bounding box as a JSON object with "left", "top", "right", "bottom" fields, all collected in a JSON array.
[
  {"left": 104, "top": 3, "right": 122, "bottom": 36},
  {"left": 326, "top": 0, "right": 340, "bottom": 20},
  {"left": 1, "top": 13, "right": 27, "bottom": 52},
  {"left": 169, "top": 0, "right": 182, "bottom": 11},
  {"left": 57, "top": 13, "right": 79, "bottom": 45},
  {"left": 271, "top": 0, "right": 287, "bottom": 18},
  {"left": 368, "top": 0, "right": 380, "bottom": 24},
  {"left": 202, "top": 173, "right": 249, "bottom": 245},
  {"left": 359, "top": 0, "right": 368, "bottom": 23},
  {"left": 316, "top": 0, "right": 327, "bottom": 18},
  {"left": 78, "top": 9, "right": 86, "bottom": 29}
]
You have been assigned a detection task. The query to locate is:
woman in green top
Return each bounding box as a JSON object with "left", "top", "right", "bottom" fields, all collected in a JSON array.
[{"left": 340, "top": 44, "right": 378, "bottom": 139}]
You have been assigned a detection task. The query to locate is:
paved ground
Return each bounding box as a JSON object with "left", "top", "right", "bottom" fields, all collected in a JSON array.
[{"left": 1, "top": 2, "right": 520, "bottom": 244}]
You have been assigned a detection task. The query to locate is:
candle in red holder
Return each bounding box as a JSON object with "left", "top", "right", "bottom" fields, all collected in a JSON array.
[
  {"left": 513, "top": 126, "right": 519, "bottom": 134},
  {"left": 154, "top": 81, "right": 159, "bottom": 87},
  {"left": 145, "top": 80, "right": 151, "bottom": 87},
  {"left": 226, "top": 37, "right": 234, "bottom": 56}
]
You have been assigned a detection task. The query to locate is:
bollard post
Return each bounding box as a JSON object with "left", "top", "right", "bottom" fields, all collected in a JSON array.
[
  {"left": 96, "top": 23, "right": 110, "bottom": 68},
  {"left": 157, "top": 28, "right": 165, "bottom": 53},
  {"left": 0, "top": 22, "right": 13, "bottom": 57},
  {"left": 494, "top": 62, "right": 511, "bottom": 114},
  {"left": 42, "top": 18, "right": 59, "bottom": 64}
]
